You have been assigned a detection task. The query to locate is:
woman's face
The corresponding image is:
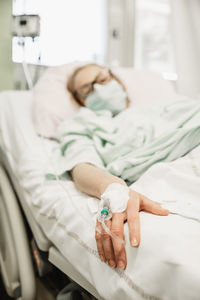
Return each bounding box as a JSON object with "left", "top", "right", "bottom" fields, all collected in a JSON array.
[{"left": 73, "top": 65, "right": 113, "bottom": 105}]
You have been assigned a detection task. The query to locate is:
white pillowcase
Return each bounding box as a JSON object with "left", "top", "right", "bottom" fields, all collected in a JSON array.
[
  {"left": 111, "top": 67, "right": 176, "bottom": 106},
  {"left": 32, "top": 61, "right": 84, "bottom": 138},
  {"left": 32, "top": 62, "right": 176, "bottom": 138}
]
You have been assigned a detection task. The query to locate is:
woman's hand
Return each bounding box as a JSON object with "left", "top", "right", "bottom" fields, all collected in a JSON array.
[
  {"left": 95, "top": 189, "right": 169, "bottom": 269},
  {"left": 71, "top": 163, "right": 169, "bottom": 269}
]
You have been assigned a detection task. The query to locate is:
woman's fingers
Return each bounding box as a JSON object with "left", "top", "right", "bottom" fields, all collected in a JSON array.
[
  {"left": 111, "top": 213, "right": 126, "bottom": 269},
  {"left": 140, "top": 194, "right": 169, "bottom": 216},
  {"left": 95, "top": 220, "right": 106, "bottom": 262},
  {"left": 127, "top": 190, "right": 140, "bottom": 247},
  {"left": 96, "top": 190, "right": 169, "bottom": 270},
  {"left": 95, "top": 219, "right": 116, "bottom": 267},
  {"left": 101, "top": 219, "right": 116, "bottom": 267}
]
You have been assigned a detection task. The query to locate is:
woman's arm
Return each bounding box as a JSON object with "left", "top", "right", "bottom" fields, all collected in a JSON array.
[
  {"left": 71, "top": 163, "right": 169, "bottom": 269},
  {"left": 71, "top": 163, "right": 126, "bottom": 199}
]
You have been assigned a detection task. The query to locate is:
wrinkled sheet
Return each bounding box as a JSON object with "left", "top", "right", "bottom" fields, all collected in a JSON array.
[
  {"left": 54, "top": 97, "right": 200, "bottom": 183},
  {"left": 1, "top": 91, "right": 200, "bottom": 300}
]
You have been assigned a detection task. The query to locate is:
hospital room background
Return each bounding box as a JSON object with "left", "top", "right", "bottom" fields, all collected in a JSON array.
[
  {"left": 1, "top": 0, "right": 200, "bottom": 97},
  {"left": 0, "top": 0, "right": 200, "bottom": 300}
]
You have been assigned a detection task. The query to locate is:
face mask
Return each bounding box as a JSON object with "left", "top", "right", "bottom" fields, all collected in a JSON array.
[{"left": 85, "top": 80, "right": 127, "bottom": 115}]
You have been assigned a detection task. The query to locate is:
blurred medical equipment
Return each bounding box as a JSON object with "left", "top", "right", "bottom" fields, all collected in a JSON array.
[
  {"left": 11, "top": 15, "right": 40, "bottom": 38},
  {"left": 11, "top": 14, "right": 40, "bottom": 89}
]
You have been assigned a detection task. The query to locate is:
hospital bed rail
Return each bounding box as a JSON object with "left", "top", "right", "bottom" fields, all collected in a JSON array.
[
  {"left": 0, "top": 147, "right": 103, "bottom": 300},
  {"left": 0, "top": 163, "right": 36, "bottom": 300}
]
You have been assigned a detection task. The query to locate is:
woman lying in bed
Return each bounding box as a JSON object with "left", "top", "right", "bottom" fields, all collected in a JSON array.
[{"left": 55, "top": 63, "right": 200, "bottom": 270}]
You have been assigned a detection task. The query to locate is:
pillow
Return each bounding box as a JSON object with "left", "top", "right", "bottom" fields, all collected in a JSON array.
[
  {"left": 32, "top": 62, "right": 176, "bottom": 138},
  {"left": 32, "top": 61, "right": 85, "bottom": 138},
  {"left": 111, "top": 67, "right": 176, "bottom": 106}
]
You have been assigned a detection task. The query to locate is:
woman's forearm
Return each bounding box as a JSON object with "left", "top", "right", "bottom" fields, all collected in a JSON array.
[{"left": 71, "top": 163, "right": 127, "bottom": 199}]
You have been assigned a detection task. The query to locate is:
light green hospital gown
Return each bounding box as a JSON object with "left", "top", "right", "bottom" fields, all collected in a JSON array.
[{"left": 54, "top": 97, "right": 200, "bottom": 184}]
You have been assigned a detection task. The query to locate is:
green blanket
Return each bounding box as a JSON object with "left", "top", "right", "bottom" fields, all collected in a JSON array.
[{"left": 54, "top": 97, "right": 200, "bottom": 184}]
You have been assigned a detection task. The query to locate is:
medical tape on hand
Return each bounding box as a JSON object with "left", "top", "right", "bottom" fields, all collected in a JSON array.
[
  {"left": 97, "top": 183, "right": 129, "bottom": 245},
  {"left": 98, "top": 183, "right": 130, "bottom": 220}
]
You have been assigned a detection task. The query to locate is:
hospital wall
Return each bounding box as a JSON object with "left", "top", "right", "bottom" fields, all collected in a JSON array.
[{"left": 0, "top": 0, "right": 14, "bottom": 91}]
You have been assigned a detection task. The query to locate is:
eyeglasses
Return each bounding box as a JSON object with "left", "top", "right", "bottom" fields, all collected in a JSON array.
[{"left": 75, "top": 68, "right": 113, "bottom": 99}]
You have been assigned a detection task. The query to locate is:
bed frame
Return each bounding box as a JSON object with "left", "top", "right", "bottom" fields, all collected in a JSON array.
[{"left": 0, "top": 148, "right": 103, "bottom": 300}]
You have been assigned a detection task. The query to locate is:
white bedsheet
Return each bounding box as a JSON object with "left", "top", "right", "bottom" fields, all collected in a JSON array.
[{"left": 0, "top": 91, "right": 200, "bottom": 300}]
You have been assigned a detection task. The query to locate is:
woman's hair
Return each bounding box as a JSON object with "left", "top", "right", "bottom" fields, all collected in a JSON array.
[{"left": 67, "top": 63, "right": 129, "bottom": 106}]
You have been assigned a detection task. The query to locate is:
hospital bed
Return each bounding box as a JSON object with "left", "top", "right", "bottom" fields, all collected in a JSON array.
[
  {"left": 0, "top": 91, "right": 102, "bottom": 300},
  {"left": 0, "top": 147, "right": 103, "bottom": 300},
  {"left": 0, "top": 84, "right": 200, "bottom": 300}
]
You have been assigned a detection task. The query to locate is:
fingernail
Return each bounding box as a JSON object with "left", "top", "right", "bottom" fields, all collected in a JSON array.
[
  {"left": 109, "top": 260, "right": 116, "bottom": 268},
  {"left": 117, "top": 260, "right": 125, "bottom": 269},
  {"left": 100, "top": 255, "right": 105, "bottom": 262},
  {"left": 131, "top": 238, "right": 138, "bottom": 247}
]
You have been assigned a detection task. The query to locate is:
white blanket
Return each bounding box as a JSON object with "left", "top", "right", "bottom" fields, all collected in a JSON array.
[{"left": 0, "top": 91, "right": 200, "bottom": 300}]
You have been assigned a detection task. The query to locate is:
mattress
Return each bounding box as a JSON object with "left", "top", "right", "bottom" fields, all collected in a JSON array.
[{"left": 0, "top": 90, "right": 200, "bottom": 300}]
